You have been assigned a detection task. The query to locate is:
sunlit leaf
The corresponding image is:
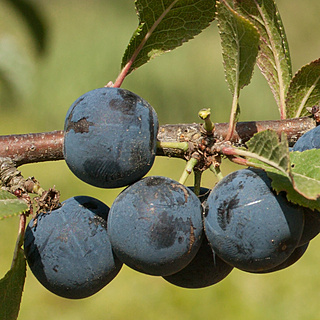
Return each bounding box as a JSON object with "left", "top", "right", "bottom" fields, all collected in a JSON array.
[
  {"left": 233, "top": 130, "right": 320, "bottom": 210},
  {"left": 217, "top": 0, "right": 259, "bottom": 95},
  {"left": 286, "top": 58, "right": 320, "bottom": 118},
  {"left": 216, "top": 0, "right": 259, "bottom": 139},
  {"left": 267, "top": 150, "right": 320, "bottom": 210},
  {"left": 121, "top": 0, "right": 216, "bottom": 74},
  {"left": 0, "top": 190, "right": 28, "bottom": 220},
  {"left": 235, "top": 0, "right": 292, "bottom": 119},
  {"left": 245, "top": 129, "right": 291, "bottom": 175}
]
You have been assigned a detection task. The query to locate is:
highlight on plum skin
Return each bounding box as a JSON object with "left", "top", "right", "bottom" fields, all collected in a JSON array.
[{"left": 204, "top": 168, "right": 305, "bottom": 273}]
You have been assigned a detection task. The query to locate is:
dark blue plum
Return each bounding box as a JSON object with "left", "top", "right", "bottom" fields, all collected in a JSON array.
[
  {"left": 107, "top": 176, "right": 203, "bottom": 276},
  {"left": 188, "top": 186, "right": 211, "bottom": 206},
  {"left": 64, "top": 87, "right": 159, "bottom": 188},
  {"left": 163, "top": 187, "right": 233, "bottom": 288},
  {"left": 24, "top": 196, "right": 122, "bottom": 299},
  {"left": 204, "top": 168, "right": 304, "bottom": 272},
  {"left": 253, "top": 242, "right": 309, "bottom": 274},
  {"left": 293, "top": 125, "right": 320, "bottom": 151},
  {"left": 163, "top": 237, "right": 233, "bottom": 288},
  {"left": 290, "top": 126, "right": 320, "bottom": 245},
  {"left": 298, "top": 209, "right": 320, "bottom": 246}
]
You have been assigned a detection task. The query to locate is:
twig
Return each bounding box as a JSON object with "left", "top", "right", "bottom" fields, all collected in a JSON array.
[{"left": 0, "top": 117, "right": 316, "bottom": 166}]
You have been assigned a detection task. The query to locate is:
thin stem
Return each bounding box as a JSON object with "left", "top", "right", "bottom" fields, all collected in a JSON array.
[
  {"left": 193, "top": 170, "right": 202, "bottom": 196},
  {"left": 198, "top": 108, "right": 214, "bottom": 133},
  {"left": 179, "top": 158, "right": 198, "bottom": 185},
  {"left": 209, "top": 164, "right": 224, "bottom": 181},
  {"left": 225, "top": 94, "right": 240, "bottom": 141},
  {"left": 11, "top": 213, "right": 26, "bottom": 269},
  {"left": 157, "top": 141, "right": 189, "bottom": 152},
  {"left": 222, "top": 146, "right": 291, "bottom": 178}
]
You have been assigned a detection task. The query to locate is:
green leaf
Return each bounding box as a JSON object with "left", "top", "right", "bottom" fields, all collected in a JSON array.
[
  {"left": 0, "top": 248, "right": 26, "bottom": 320},
  {"left": 286, "top": 58, "right": 320, "bottom": 118},
  {"left": 216, "top": 0, "right": 259, "bottom": 140},
  {"left": 0, "top": 190, "right": 28, "bottom": 220},
  {"left": 267, "top": 150, "right": 320, "bottom": 210},
  {"left": 245, "top": 129, "right": 291, "bottom": 175},
  {"left": 217, "top": 0, "right": 260, "bottom": 95},
  {"left": 247, "top": 145, "right": 320, "bottom": 203},
  {"left": 290, "top": 150, "right": 320, "bottom": 200},
  {"left": 235, "top": 0, "right": 292, "bottom": 119},
  {"left": 121, "top": 0, "right": 216, "bottom": 74},
  {"left": 234, "top": 130, "right": 320, "bottom": 210},
  {"left": 4, "top": 0, "right": 47, "bottom": 54}
]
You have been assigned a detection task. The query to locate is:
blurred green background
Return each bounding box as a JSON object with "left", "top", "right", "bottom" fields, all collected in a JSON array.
[{"left": 1, "top": 0, "right": 320, "bottom": 319}]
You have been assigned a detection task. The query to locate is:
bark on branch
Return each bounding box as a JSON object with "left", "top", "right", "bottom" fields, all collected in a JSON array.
[{"left": 0, "top": 117, "right": 316, "bottom": 166}]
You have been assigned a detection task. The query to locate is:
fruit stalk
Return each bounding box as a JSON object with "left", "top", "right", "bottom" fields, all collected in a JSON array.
[
  {"left": 0, "top": 116, "right": 316, "bottom": 166},
  {"left": 11, "top": 213, "right": 26, "bottom": 269}
]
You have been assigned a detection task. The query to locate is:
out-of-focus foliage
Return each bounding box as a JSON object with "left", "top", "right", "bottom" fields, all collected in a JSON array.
[
  {"left": 0, "top": 0, "right": 47, "bottom": 106},
  {"left": 1, "top": 1, "right": 320, "bottom": 320}
]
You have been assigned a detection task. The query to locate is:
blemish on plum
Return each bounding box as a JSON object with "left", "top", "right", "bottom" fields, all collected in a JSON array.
[
  {"left": 188, "top": 222, "right": 195, "bottom": 253},
  {"left": 145, "top": 177, "right": 163, "bottom": 187},
  {"left": 109, "top": 89, "right": 137, "bottom": 115},
  {"left": 88, "top": 216, "right": 107, "bottom": 230},
  {"left": 149, "top": 212, "right": 177, "bottom": 249},
  {"left": 149, "top": 212, "right": 193, "bottom": 250},
  {"left": 217, "top": 197, "right": 239, "bottom": 231},
  {"left": 221, "top": 171, "right": 237, "bottom": 185},
  {"left": 65, "top": 117, "right": 94, "bottom": 134}
]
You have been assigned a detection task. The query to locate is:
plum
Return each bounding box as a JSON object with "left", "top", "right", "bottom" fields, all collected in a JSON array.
[
  {"left": 107, "top": 176, "right": 203, "bottom": 276},
  {"left": 24, "top": 196, "right": 122, "bottom": 299},
  {"left": 204, "top": 168, "right": 305, "bottom": 272},
  {"left": 64, "top": 87, "right": 159, "bottom": 188}
]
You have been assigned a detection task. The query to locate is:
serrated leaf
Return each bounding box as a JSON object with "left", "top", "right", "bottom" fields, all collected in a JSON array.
[
  {"left": 0, "top": 248, "right": 26, "bottom": 320},
  {"left": 245, "top": 129, "right": 291, "bottom": 176},
  {"left": 290, "top": 150, "right": 320, "bottom": 200},
  {"left": 4, "top": 0, "right": 47, "bottom": 54},
  {"left": 267, "top": 150, "right": 320, "bottom": 210},
  {"left": 286, "top": 58, "right": 320, "bottom": 118},
  {"left": 217, "top": 0, "right": 260, "bottom": 95},
  {"left": 0, "top": 190, "right": 28, "bottom": 220},
  {"left": 235, "top": 0, "right": 292, "bottom": 119},
  {"left": 240, "top": 131, "right": 320, "bottom": 209},
  {"left": 248, "top": 147, "right": 320, "bottom": 202},
  {"left": 216, "top": 0, "right": 259, "bottom": 140},
  {"left": 121, "top": 0, "right": 216, "bottom": 74}
]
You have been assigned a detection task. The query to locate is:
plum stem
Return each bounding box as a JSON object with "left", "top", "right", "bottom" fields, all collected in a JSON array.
[
  {"left": 193, "top": 169, "right": 202, "bottom": 196},
  {"left": 11, "top": 213, "right": 26, "bottom": 269},
  {"left": 157, "top": 141, "right": 189, "bottom": 152},
  {"left": 209, "top": 164, "right": 224, "bottom": 181},
  {"left": 179, "top": 158, "right": 198, "bottom": 185},
  {"left": 198, "top": 108, "right": 214, "bottom": 133}
]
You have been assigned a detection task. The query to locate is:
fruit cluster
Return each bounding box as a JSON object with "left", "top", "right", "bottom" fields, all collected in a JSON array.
[{"left": 24, "top": 88, "right": 320, "bottom": 299}]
